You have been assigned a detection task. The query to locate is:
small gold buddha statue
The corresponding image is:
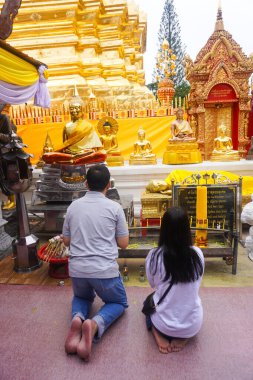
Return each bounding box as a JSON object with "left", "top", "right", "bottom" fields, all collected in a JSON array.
[
  {"left": 36, "top": 133, "right": 54, "bottom": 168},
  {"left": 210, "top": 124, "right": 240, "bottom": 161},
  {"left": 42, "top": 97, "right": 106, "bottom": 165},
  {"left": 129, "top": 128, "right": 157, "bottom": 165},
  {"left": 163, "top": 108, "right": 202, "bottom": 165},
  {"left": 97, "top": 117, "right": 124, "bottom": 166}
]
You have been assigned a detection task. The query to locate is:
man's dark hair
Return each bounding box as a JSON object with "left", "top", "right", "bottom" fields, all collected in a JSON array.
[{"left": 86, "top": 164, "right": 110, "bottom": 191}]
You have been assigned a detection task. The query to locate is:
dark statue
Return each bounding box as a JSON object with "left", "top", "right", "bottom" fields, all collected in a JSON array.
[
  {"left": 0, "top": 104, "right": 40, "bottom": 272},
  {"left": 0, "top": 0, "right": 22, "bottom": 40}
]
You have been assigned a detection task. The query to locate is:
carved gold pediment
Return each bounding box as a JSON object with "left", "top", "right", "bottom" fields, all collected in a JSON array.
[
  {"left": 216, "top": 67, "right": 229, "bottom": 81},
  {"left": 210, "top": 38, "right": 235, "bottom": 60},
  {"left": 215, "top": 62, "right": 230, "bottom": 76},
  {"left": 193, "top": 32, "right": 251, "bottom": 76}
]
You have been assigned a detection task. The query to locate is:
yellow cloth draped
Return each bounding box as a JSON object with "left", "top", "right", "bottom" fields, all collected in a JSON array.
[
  {"left": 55, "top": 120, "right": 93, "bottom": 151},
  {"left": 0, "top": 47, "right": 39, "bottom": 86},
  {"left": 165, "top": 169, "right": 253, "bottom": 196},
  {"left": 17, "top": 115, "right": 173, "bottom": 164}
]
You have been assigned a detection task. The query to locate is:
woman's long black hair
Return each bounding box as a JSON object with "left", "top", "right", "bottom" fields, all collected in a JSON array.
[{"left": 150, "top": 207, "right": 203, "bottom": 284}]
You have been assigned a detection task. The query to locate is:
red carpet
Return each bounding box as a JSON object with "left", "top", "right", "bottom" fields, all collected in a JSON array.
[{"left": 0, "top": 284, "right": 252, "bottom": 380}]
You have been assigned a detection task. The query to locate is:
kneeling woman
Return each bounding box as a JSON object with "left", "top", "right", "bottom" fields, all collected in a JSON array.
[{"left": 145, "top": 207, "right": 204, "bottom": 353}]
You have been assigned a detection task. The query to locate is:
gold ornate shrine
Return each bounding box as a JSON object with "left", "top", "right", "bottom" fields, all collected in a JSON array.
[{"left": 185, "top": 5, "right": 253, "bottom": 159}]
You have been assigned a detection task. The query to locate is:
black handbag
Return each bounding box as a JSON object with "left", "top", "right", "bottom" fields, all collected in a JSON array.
[{"left": 142, "top": 281, "right": 173, "bottom": 316}]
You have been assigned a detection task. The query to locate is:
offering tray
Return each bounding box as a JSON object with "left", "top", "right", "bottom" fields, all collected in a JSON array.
[{"left": 38, "top": 239, "right": 69, "bottom": 279}]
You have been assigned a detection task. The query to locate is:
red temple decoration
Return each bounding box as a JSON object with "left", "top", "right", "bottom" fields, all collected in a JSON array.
[{"left": 157, "top": 77, "right": 175, "bottom": 105}]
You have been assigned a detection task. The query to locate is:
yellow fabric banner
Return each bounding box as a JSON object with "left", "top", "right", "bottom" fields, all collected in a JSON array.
[
  {"left": 0, "top": 47, "right": 39, "bottom": 86},
  {"left": 17, "top": 115, "right": 174, "bottom": 165}
]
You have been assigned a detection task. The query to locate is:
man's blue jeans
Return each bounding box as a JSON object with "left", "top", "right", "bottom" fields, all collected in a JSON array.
[{"left": 71, "top": 275, "right": 128, "bottom": 341}]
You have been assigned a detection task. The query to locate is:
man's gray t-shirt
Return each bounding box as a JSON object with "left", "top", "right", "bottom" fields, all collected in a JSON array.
[{"left": 62, "top": 191, "right": 129, "bottom": 279}]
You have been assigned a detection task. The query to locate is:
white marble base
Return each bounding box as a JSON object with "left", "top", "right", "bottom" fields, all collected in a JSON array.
[
  {"left": 108, "top": 159, "right": 253, "bottom": 209},
  {"left": 1, "top": 159, "right": 252, "bottom": 216}
]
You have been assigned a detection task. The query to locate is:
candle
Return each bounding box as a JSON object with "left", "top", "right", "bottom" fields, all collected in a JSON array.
[{"left": 195, "top": 186, "right": 208, "bottom": 247}]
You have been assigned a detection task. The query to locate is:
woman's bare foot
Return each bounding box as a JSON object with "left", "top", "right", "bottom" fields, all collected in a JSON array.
[
  {"left": 151, "top": 326, "right": 171, "bottom": 354},
  {"left": 171, "top": 338, "right": 188, "bottom": 352},
  {"left": 77, "top": 319, "right": 98, "bottom": 361},
  {"left": 65, "top": 316, "right": 83, "bottom": 354}
]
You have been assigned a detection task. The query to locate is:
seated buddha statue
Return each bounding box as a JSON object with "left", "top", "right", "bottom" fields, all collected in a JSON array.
[
  {"left": 210, "top": 124, "right": 240, "bottom": 161},
  {"left": 42, "top": 97, "right": 106, "bottom": 165},
  {"left": 163, "top": 108, "right": 202, "bottom": 165},
  {"left": 129, "top": 128, "right": 157, "bottom": 165},
  {"left": 97, "top": 118, "right": 124, "bottom": 166},
  {"left": 169, "top": 108, "right": 195, "bottom": 142}
]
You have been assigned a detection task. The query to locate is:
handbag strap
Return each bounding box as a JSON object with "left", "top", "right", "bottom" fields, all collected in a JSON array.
[{"left": 156, "top": 281, "right": 173, "bottom": 306}]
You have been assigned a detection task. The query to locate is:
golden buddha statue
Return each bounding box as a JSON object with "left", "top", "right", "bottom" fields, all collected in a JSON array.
[
  {"left": 163, "top": 108, "right": 202, "bottom": 165},
  {"left": 97, "top": 117, "right": 124, "bottom": 166},
  {"left": 170, "top": 108, "right": 195, "bottom": 142},
  {"left": 211, "top": 124, "right": 240, "bottom": 161},
  {"left": 42, "top": 97, "right": 106, "bottom": 165},
  {"left": 129, "top": 128, "right": 157, "bottom": 165},
  {"left": 36, "top": 133, "right": 54, "bottom": 168}
]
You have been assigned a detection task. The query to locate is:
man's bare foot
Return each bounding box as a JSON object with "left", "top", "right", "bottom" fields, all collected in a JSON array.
[
  {"left": 171, "top": 338, "right": 188, "bottom": 352},
  {"left": 151, "top": 326, "right": 171, "bottom": 354},
  {"left": 77, "top": 319, "right": 98, "bottom": 361},
  {"left": 65, "top": 316, "right": 83, "bottom": 354}
]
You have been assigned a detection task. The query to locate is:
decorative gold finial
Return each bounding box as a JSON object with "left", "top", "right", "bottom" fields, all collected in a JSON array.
[
  {"left": 215, "top": 0, "right": 224, "bottom": 31},
  {"left": 162, "top": 39, "right": 169, "bottom": 50},
  {"left": 89, "top": 91, "right": 96, "bottom": 99},
  {"left": 74, "top": 84, "right": 79, "bottom": 97},
  {"left": 155, "top": 38, "right": 177, "bottom": 106}
]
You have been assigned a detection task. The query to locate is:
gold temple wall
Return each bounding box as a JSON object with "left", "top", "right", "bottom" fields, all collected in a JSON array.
[{"left": 17, "top": 116, "right": 174, "bottom": 164}]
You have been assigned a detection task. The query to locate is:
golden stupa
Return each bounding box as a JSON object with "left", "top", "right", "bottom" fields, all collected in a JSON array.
[{"left": 6, "top": 0, "right": 152, "bottom": 109}]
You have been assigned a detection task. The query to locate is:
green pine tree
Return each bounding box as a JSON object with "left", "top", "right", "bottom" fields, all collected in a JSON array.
[{"left": 150, "top": 0, "right": 189, "bottom": 98}]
